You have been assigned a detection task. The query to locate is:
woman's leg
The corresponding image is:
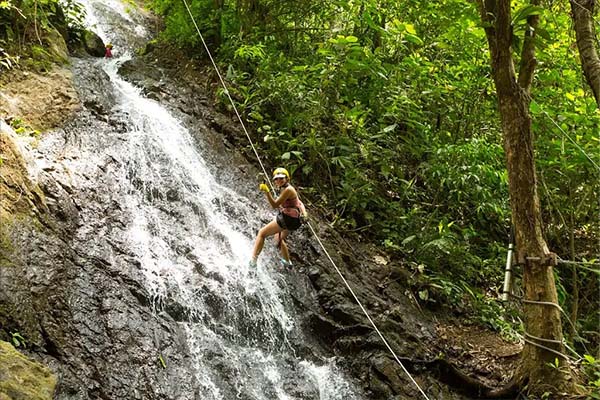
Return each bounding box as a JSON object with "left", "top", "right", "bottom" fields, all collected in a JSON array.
[
  {"left": 277, "top": 230, "right": 290, "bottom": 262},
  {"left": 252, "top": 219, "right": 284, "bottom": 261}
]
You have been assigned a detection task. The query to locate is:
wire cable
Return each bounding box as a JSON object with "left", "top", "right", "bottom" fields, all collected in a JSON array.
[
  {"left": 522, "top": 337, "right": 571, "bottom": 361},
  {"left": 508, "top": 293, "right": 590, "bottom": 355},
  {"left": 557, "top": 257, "right": 600, "bottom": 275},
  {"left": 180, "top": 1, "right": 431, "bottom": 398},
  {"left": 557, "top": 258, "right": 600, "bottom": 266}
]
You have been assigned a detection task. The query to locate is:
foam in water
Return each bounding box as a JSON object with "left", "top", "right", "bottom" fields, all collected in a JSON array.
[{"left": 72, "top": 1, "right": 364, "bottom": 398}]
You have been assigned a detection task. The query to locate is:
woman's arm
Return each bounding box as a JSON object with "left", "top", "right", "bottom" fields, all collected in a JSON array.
[{"left": 265, "top": 186, "right": 295, "bottom": 208}]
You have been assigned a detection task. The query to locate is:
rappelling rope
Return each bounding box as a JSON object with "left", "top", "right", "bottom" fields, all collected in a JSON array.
[
  {"left": 181, "top": 1, "right": 430, "bottom": 398},
  {"left": 305, "top": 222, "right": 430, "bottom": 398},
  {"left": 181, "top": 0, "right": 272, "bottom": 190}
]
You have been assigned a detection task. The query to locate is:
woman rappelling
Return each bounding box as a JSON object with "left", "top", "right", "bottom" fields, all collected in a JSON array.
[{"left": 249, "top": 167, "right": 306, "bottom": 268}]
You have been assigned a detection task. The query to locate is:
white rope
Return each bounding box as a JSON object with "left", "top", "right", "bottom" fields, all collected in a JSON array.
[
  {"left": 180, "top": 1, "right": 430, "bottom": 398},
  {"left": 521, "top": 337, "right": 571, "bottom": 361},
  {"left": 306, "top": 221, "right": 431, "bottom": 399},
  {"left": 181, "top": 0, "right": 275, "bottom": 193}
]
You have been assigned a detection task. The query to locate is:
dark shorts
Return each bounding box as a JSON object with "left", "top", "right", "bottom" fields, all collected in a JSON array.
[{"left": 276, "top": 211, "right": 301, "bottom": 231}]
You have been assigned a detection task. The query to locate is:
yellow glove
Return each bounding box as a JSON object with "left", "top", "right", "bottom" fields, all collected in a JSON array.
[{"left": 259, "top": 183, "right": 270, "bottom": 193}]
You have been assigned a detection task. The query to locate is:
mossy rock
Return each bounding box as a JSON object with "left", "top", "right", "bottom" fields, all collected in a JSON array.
[
  {"left": 18, "top": 28, "right": 70, "bottom": 72},
  {"left": 0, "top": 212, "right": 16, "bottom": 268},
  {"left": 83, "top": 29, "right": 105, "bottom": 57},
  {"left": 44, "top": 28, "right": 69, "bottom": 64},
  {"left": 0, "top": 341, "right": 56, "bottom": 400}
]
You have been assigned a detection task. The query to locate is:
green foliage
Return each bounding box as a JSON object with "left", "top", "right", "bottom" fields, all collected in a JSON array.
[
  {"left": 10, "top": 331, "right": 25, "bottom": 348},
  {"left": 60, "top": 0, "right": 87, "bottom": 45},
  {"left": 581, "top": 354, "right": 600, "bottom": 397},
  {"left": 0, "top": 0, "right": 86, "bottom": 70},
  {"left": 158, "top": 354, "right": 167, "bottom": 369},
  {"left": 9, "top": 117, "right": 39, "bottom": 137},
  {"left": 153, "top": 0, "right": 599, "bottom": 353},
  {"left": 420, "top": 139, "right": 509, "bottom": 235}
]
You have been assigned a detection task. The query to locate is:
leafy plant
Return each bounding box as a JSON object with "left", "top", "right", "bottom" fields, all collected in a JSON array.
[
  {"left": 60, "top": 0, "right": 87, "bottom": 44},
  {"left": 581, "top": 354, "right": 600, "bottom": 397},
  {"left": 9, "top": 117, "right": 39, "bottom": 137},
  {"left": 10, "top": 331, "right": 26, "bottom": 348},
  {"left": 0, "top": 0, "right": 86, "bottom": 68},
  {"left": 158, "top": 354, "right": 167, "bottom": 369},
  {"left": 0, "top": 45, "right": 19, "bottom": 69}
]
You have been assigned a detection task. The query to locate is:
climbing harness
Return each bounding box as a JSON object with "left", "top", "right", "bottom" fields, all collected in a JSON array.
[
  {"left": 181, "top": 1, "right": 431, "bottom": 398},
  {"left": 281, "top": 196, "right": 303, "bottom": 219}
]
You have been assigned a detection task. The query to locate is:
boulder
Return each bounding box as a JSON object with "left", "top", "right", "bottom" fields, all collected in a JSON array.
[
  {"left": 83, "top": 29, "right": 105, "bottom": 57},
  {"left": 44, "top": 28, "right": 69, "bottom": 63}
]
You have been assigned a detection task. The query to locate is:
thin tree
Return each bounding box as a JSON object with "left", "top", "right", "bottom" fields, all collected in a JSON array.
[
  {"left": 475, "top": 0, "right": 576, "bottom": 395},
  {"left": 570, "top": 0, "right": 600, "bottom": 107}
]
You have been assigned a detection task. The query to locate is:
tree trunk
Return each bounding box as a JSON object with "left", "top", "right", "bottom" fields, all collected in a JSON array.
[
  {"left": 497, "top": 70, "right": 570, "bottom": 395},
  {"left": 570, "top": 0, "right": 600, "bottom": 107},
  {"left": 477, "top": 0, "right": 574, "bottom": 395},
  {"left": 214, "top": 0, "right": 225, "bottom": 47}
]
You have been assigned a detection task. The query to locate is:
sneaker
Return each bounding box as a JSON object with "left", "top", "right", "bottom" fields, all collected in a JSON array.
[
  {"left": 280, "top": 258, "right": 293, "bottom": 269},
  {"left": 249, "top": 259, "right": 257, "bottom": 268}
]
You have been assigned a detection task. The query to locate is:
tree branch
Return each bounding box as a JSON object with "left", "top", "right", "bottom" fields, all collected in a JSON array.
[
  {"left": 518, "top": 0, "right": 541, "bottom": 93},
  {"left": 570, "top": 0, "right": 600, "bottom": 107},
  {"left": 476, "top": 0, "right": 499, "bottom": 59}
]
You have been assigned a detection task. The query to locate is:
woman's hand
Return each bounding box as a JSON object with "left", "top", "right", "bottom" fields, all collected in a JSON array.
[{"left": 259, "top": 183, "right": 270, "bottom": 193}]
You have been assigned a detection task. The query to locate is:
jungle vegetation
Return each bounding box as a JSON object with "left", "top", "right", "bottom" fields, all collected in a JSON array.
[
  {"left": 149, "top": 0, "right": 599, "bottom": 395},
  {"left": 0, "top": 0, "right": 85, "bottom": 70},
  {"left": 2, "top": 0, "right": 598, "bottom": 396}
]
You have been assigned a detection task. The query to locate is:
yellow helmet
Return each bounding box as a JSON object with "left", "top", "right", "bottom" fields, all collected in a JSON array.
[{"left": 272, "top": 167, "right": 290, "bottom": 180}]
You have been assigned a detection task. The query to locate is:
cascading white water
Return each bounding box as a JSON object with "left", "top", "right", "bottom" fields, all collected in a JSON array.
[{"left": 69, "top": 1, "right": 364, "bottom": 399}]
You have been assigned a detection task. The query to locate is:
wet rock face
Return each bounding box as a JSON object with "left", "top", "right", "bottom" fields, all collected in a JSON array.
[
  {"left": 0, "top": 340, "right": 56, "bottom": 400},
  {"left": 0, "top": 68, "right": 80, "bottom": 131},
  {"left": 0, "top": 56, "right": 198, "bottom": 398},
  {"left": 0, "top": 136, "right": 199, "bottom": 399}
]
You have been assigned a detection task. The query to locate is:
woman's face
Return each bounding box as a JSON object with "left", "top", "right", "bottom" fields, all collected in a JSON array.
[{"left": 273, "top": 176, "right": 287, "bottom": 188}]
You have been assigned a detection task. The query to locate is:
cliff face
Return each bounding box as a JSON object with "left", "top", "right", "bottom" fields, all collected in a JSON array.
[
  {"left": 0, "top": 67, "right": 80, "bottom": 131},
  {"left": 0, "top": 22, "right": 81, "bottom": 398},
  {"left": 0, "top": 122, "right": 57, "bottom": 400}
]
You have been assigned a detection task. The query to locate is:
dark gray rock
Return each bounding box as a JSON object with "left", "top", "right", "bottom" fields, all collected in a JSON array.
[{"left": 82, "top": 29, "right": 105, "bottom": 57}]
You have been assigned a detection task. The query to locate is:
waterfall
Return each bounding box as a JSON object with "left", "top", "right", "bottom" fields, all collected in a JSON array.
[{"left": 54, "top": 1, "right": 364, "bottom": 398}]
